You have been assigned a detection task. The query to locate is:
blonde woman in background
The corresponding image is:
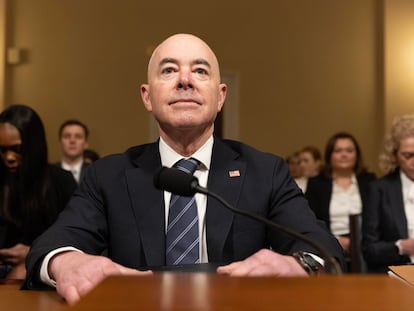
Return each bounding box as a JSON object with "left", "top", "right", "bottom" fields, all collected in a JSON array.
[{"left": 362, "top": 115, "right": 414, "bottom": 273}]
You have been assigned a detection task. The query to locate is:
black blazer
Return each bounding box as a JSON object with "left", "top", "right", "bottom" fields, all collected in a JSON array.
[
  {"left": 54, "top": 161, "right": 89, "bottom": 183},
  {"left": 24, "top": 139, "right": 345, "bottom": 288},
  {"left": 305, "top": 172, "right": 376, "bottom": 232},
  {"left": 0, "top": 165, "right": 77, "bottom": 249},
  {"left": 362, "top": 169, "right": 412, "bottom": 273}
]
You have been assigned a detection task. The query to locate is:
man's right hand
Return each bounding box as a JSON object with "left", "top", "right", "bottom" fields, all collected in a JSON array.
[
  {"left": 49, "top": 251, "right": 152, "bottom": 305},
  {"left": 399, "top": 238, "right": 414, "bottom": 256}
]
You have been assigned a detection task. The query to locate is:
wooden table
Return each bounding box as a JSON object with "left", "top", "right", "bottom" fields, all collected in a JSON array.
[
  {"left": 0, "top": 279, "right": 66, "bottom": 310},
  {"left": 1, "top": 273, "right": 413, "bottom": 310}
]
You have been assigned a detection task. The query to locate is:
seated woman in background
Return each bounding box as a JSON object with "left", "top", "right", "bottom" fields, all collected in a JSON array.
[
  {"left": 299, "top": 145, "right": 322, "bottom": 192},
  {"left": 305, "top": 132, "right": 376, "bottom": 259},
  {"left": 0, "top": 105, "right": 77, "bottom": 279},
  {"left": 362, "top": 115, "right": 414, "bottom": 273}
]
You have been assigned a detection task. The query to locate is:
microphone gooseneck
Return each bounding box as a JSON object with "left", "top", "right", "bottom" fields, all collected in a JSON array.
[{"left": 154, "top": 166, "right": 342, "bottom": 275}]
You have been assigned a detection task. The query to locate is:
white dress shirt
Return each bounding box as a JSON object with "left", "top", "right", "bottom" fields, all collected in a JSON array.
[
  {"left": 159, "top": 136, "right": 213, "bottom": 263},
  {"left": 41, "top": 136, "right": 214, "bottom": 285},
  {"left": 400, "top": 171, "right": 414, "bottom": 262},
  {"left": 329, "top": 174, "right": 362, "bottom": 236},
  {"left": 61, "top": 160, "right": 83, "bottom": 183}
]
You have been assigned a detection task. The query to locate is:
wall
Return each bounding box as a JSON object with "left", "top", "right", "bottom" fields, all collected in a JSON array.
[
  {"left": 384, "top": 0, "right": 414, "bottom": 132},
  {"left": 3, "top": 0, "right": 407, "bottom": 174},
  {"left": 0, "top": 0, "right": 6, "bottom": 109}
]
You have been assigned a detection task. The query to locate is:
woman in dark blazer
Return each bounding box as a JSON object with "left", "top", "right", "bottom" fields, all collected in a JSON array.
[
  {"left": 0, "top": 105, "right": 77, "bottom": 279},
  {"left": 362, "top": 115, "right": 414, "bottom": 273},
  {"left": 305, "top": 132, "right": 376, "bottom": 258}
]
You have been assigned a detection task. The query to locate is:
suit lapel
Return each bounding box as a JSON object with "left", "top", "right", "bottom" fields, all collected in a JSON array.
[
  {"left": 125, "top": 142, "right": 166, "bottom": 266},
  {"left": 206, "top": 139, "right": 245, "bottom": 262}
]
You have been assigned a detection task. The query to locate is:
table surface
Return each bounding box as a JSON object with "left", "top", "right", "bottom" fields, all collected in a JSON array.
[{"left": 1, "top": 273, "right": 414, "bottom": 311}]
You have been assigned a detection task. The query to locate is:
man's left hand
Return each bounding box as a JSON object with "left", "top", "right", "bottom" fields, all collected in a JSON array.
[{"left": 216, "top": 249, "right": 309, "bottom": 277}]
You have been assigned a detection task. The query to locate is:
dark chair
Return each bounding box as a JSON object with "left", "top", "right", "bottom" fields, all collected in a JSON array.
[{"left": 349, "top": 213, "right": 366, "bottom": 273}]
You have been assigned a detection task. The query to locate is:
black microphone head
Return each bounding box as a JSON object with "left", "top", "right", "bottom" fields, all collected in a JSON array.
[{"left": 154, "top": 166, "right": 199, "bottom": 196}]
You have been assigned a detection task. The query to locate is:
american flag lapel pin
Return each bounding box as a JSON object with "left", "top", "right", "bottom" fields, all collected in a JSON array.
[{"left": 228, "top": 169, "right": 240, "bottom": 177}]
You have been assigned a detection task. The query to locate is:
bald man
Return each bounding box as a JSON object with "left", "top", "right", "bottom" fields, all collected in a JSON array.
[{"left": 24, "top": 34, "right": 344, "bottom": 304}]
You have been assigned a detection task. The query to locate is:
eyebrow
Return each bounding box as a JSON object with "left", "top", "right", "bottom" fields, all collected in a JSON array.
[{"left": 158, "top": 57, "right": 211, "bottom": 68}]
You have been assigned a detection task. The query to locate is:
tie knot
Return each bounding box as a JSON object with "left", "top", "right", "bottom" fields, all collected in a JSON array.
[{"left": 174, "top": 158, "right": 199, "bottom": 175}]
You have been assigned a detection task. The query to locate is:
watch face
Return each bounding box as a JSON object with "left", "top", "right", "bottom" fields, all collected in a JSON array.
[
  {"left": 303, "top": 254, "right": 318, "bottom": 267},
  {"left": 303, "top": 253, "right": 320, "bottom": 272},
  {"left": 293, "top": 251, "right": 323, "bottom": 275}
]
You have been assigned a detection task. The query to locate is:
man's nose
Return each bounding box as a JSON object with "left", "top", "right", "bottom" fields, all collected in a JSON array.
[{"left": 177, "top": 71, "right": 193, "bottom": 90}]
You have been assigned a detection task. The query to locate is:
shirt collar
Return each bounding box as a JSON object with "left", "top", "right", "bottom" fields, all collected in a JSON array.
[
  {"left": 400, "top": 170, "right": 414, "bottom": 194},
  {"left": 61, "top": 160, "right": 83, "bottom": 172},
  {"left": 351, "top": 174, "right": 357, "bottom": 184},
  {"left": 159, "top": 135, "right": 213, "bottom": 171}
]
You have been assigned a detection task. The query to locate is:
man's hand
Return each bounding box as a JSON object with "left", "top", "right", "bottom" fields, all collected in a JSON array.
[
  {"left": 49, "top": 251, "right": 152, "bottom": 305},
  {"left": 216, "top": 249, "right": 309, "bottom": 277},
  {"left": 399, "top": 238, "right": 414, "bottom": 256}
]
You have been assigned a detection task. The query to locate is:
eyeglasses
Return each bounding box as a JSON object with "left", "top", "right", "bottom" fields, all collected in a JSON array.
[{"left": 0, "top": 144, "right": 22, "bottom": 154}]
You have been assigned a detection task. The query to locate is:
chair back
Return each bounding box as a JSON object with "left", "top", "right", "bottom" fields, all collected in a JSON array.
[{"left": 349, "top": 213, "right": 366, "bottom": 273}]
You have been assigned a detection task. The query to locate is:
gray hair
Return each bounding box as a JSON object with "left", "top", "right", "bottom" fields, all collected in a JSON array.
[{"left": 379, "top": 114, "right": 414, "bottom": 173}]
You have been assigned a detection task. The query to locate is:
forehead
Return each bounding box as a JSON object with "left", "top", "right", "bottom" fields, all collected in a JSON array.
[
  {"left": 150, "top": 35, "right": 219, "bottom": 71},
  {"left": 334, "top": 138, "right": 355, "bottom": 147},
  {"left": 62, "top": 124, "right": 85, "bottom": 134},
  {"left": 0, "top": 123, "right": 21, "bottom": 143},
  {"left": 398, "top": 136, "right": 414, "bottom": 151}
]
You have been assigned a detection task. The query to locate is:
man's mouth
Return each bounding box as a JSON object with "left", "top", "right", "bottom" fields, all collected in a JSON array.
[{"left": 170, "top": 99, "right": 200, "bottom": 105}]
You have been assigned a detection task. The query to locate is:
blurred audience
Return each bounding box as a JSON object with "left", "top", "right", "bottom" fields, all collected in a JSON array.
[
  {"left": 362, "top": 115, "right": 414, "bottom": 273},
  {"left": 55, "top": 119, "right": 89, "bottom": 183},
  {"left": 296, "top": 145, "right": 322, "bottom": 192},
  {"left": 286, "top": 151, "right": 306, "bottom": 191},
  {"left": 83, "top": 148, "right": 100, "bottom": 164},
  {"left": 0, "top": 105, "right": 77, "bottom": 279},
  {"left": 305, "top": 132, "right": 376, "bottom": 260},
  {"left": 300, "top": 145, "right": 322, "bottom": 178}
]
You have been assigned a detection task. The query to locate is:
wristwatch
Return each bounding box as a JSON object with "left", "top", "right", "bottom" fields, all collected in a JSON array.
[{"left": 292, "top": 251, "right": 325, "bottom": 275}]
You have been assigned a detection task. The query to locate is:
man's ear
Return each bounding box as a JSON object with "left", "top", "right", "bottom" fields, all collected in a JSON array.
[
  {"left": 217, "top": 83, "right": 227, "bottom": 112},
  {"left": 140, "top": 84, "right": 152, "bottom": 112}
]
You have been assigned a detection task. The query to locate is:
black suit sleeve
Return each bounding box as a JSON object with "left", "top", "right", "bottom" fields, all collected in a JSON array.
[{"left": 362, "top": 176, "right": 410, "bottom": 273}]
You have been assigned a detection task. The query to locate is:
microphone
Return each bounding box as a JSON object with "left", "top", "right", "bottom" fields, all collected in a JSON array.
[{"left": 154, "top": 166, "right": 342, "bottom": 275}]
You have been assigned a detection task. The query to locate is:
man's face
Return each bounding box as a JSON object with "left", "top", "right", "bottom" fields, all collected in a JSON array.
[
  {"left": 141, "top": 34, "right": 227, "bottom": 135},
  {"left": 60, "top": 125, "right": 88, "bottom": 160},
  {"left": 396, "top": 136, "right": 414, "bottom": 181}
]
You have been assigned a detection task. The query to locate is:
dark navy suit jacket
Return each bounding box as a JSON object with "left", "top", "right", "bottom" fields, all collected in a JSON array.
[{"left": 25, "top": 138, "right": 344, "bottom": 288}]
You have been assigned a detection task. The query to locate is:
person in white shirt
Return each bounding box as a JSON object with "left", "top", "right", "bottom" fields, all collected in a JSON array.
[
  {"left": 305, "top": 132, "right": 376, "bottom": 255},
  {"left": 55, "top": 119, "right": 89, "bottom": 183},
  {"left": 299, "top": 145, "right": 322, "bottom": 192},
  {"left": 286, "top": 151, "right": 307, "bottom": 192},
  {"left": 362, "top": 114, "right": 414, "bottom": 273}
]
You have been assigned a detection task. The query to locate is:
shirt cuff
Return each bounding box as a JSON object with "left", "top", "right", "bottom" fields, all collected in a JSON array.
[
  {"left": 39, "top": 246, "right": 83, "bottom": 287},
  {"left": 395, "top": 240, "right": 403, "bottom": 255},
  {"left": 308, "top": 253, "right": 325, "bottom": 266}
]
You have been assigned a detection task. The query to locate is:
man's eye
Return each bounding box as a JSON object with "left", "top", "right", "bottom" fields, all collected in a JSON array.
[
  {"left": 195, "top": 68, "right": 207, "bottom": 75},
  {"left": 162, "top": 68, "right": 174, "bottom": 74}
]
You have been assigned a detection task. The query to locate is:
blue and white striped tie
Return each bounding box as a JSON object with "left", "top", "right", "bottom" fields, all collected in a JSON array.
[{"left": 166, "top": 158, "right": 199, "bottom": 265}]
